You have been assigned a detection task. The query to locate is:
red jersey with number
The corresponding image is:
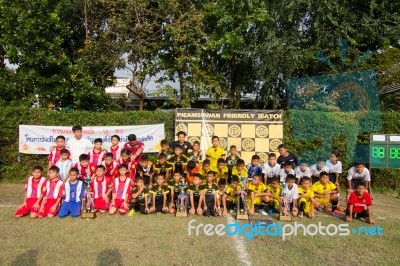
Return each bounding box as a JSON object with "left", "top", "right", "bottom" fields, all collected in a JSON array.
[
  {"left": 117, "top": 158, "right": 137, "bottom": 180},
  {"left": 88, "top": 149, "right": 104, "bottom": 166},
  {"left": 44, "top": 178, "right": 64, "bottom": 200},
  {"left": 25, "top": 176, "right": 47, "bottom": 199},
  {"left": 74, "top": 162, "right": 96, "bottom": 180},
  {"left": 107, "top": 145, "right": 121, "bottom": 161},
  {"left": 113, "top": 176, "right": 133, "bottom": 200},
  {"left": 347, "top": 192, "right": 372, "bottom": 213},
  {"left": 90, "top": 176, "right": 113, "bottom": 199},
  {"left": 123, "top": 141, "right": 144, "bottom": 163}
]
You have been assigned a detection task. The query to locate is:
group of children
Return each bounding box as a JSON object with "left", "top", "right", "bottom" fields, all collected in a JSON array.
[{"left": 15, "top": 127, "right": 375, "bottom": 224}]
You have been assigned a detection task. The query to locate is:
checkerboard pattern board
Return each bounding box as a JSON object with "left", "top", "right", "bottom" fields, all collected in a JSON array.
[{"left": 175, "top": 109, "right": 284, "bottom": 164}]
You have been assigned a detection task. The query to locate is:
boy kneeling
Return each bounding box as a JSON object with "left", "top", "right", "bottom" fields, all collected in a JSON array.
[{"left": 345, "top": 182, "right": 374, "bottom": 224}]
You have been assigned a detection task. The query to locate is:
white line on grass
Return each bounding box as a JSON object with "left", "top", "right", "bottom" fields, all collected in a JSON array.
[{"left": 226, "top": 215, "right": 252, "bottom": 266}]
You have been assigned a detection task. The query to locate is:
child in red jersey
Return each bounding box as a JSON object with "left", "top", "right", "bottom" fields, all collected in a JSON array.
[
  {"left": 38, "top": 166, "right": 64, "bottom": 218},
  {"left": 88, "top": 138, "right": 105, "bottom": 166},
  {"left": 90, "top": 165, "right": 113, "bottom": 213},
  {"left": 74, "top": 154, "right": 96, "bottom": 181},
  {"left": 102, "top": 153, "right": 119, "bottom": 179},
  {"left": 48, "top": 135, "right": 69, "bottom": 168},
  {"left": 109, "top": 164, "right": 133, "bottom": 215},
  {"left": 106, "top": 135, "right": 122, "bottom": 161},
  {"left": 345, "top": 182, "right": 374, "bottom": 224},
  {"left": 118, "top": 149, "right": 137, "bottom": 181},
  {"left": 15, "top": 166, "right": 47, "bottom": 218}
]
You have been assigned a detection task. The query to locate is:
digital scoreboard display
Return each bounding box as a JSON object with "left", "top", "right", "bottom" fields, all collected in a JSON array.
[{"left": 370, "top": 134, "right": 400, "bottom": 168}]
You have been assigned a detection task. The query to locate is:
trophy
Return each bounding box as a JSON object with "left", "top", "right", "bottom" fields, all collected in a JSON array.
[
  {"left": 176, "top": 178, "right": 188, "bottom": 217},
  {"left": 279, "top": 183, "right": 291, "bottom": 221},
  {"left": 236, "top": 176, "right": 248, "bottom": 220},
  {"left": 81, "top": 174, "right": 96, "bottom": 219}
]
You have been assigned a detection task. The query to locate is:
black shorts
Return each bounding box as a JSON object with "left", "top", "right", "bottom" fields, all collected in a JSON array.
[
  {"left": 328, "top": 173, "right": 336, "bottom": 183},
  {"left": 346, "top": 209, "right": 369, "bottom": 218},
  {"left": 226, "top": 200, "right": 236, "bottom": 211}
]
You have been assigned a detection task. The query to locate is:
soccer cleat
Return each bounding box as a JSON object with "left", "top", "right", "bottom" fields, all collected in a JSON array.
[
  {"left": 259, "top": 209, "right": 268, "bottom": 216},
  {"left": 335, "top": 205, "right": 345, "bottom": 212},
  {"left": 268, "top": 209, "right": 274, "bottom": 216},
  {"left": 323, "top": 205, "right": 330, "bottom": 212},
  {"left": 331, "top": 211, "right": 338, "bottom": 217},
  {"left": 298, "top": 212, "right": 304, "bottom": 218},
  {"left": 128, "top": 209, "right": 135, "bottom": 217}
]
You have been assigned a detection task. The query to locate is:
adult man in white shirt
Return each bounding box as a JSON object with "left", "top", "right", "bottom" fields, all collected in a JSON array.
[{"left": 66, "top": 125, "right": 93, "bottom": 164}]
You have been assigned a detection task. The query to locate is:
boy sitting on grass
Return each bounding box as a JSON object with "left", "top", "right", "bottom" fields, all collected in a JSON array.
[
  {"left": 298, "top": 176, "right": 319, "bottom": 218},
  {"left": 345, "top": 182, "right": 374, "bottom": 224},
  {"left": 312, "top": 171, "right": 344, "bottom": 216},
  {"left": 247, "top": 174, "right": 269, "bottom": 216}
]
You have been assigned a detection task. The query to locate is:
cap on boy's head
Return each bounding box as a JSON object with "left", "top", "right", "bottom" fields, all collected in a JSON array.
[
  {"left": 286, "top": 174, "right": 296, "bottom": 181},
  {"left": 355, "top": 181, "right": 366, "bottom": 188},
  {"left": 319, "top": 171, "right": 329, "bottom": 178},
  {"left": 105, "top": 152, "right": 113, "bottom": 159},
  {"left": 60, "top": 148, "right": 69, "bottom": 155},
  {"left": 49, "top": 166, "right": 60, "bottom": 173},
  {"left": 187, "top": 160, "right": 196, "bottom": 170},
  {"left": 158, "top": 153, "right": 167, "bottom": 159},
  {"left": 140, "top": 155, "right": 149, "bottom": 162},
  {"left": 119, "top": 164, "right": 128, "bottom": 170},
  {"left": 72, "top": 125, "right": 83, "bottom": 132},
  {"left": 231, "top": 175, "right": 239, "bottom": 183},
  {"left": 93, "top": 138, "right": 103, "bottom": 144},
  {"left": 160, "top": 139, "right": 168, "bottom": 145},
  {"left": 56, "top": 135, "right": 66, "bottom": 141},
  {"left": 111, "top": 135, "right": 120, "bottom": 141},
  {"left": 218, "top": 178, "right": 227, "bottom": 186},
  {"left": 32, "top": 165, "right": 44, "bottom": 172},
  {"left": 96, "top": 165, "right": 105, "bottom": 171},
  {"left": 177, "top": 131, "right": 186, "bottom": 136},
  {"left": 79, "top": 154, "right": 89, "bottom": 162},
  {"left": 69, "top": 167, "right": 79, "bottom": 175},
  {"left": 128, "top": 134, "right": 137, "bottom": 141},
  {"left": 202, "top": 159, "right": 210, "bottom": 165},
  {"left": 236, "top": 159, "right": 245, "bottom": 166}
]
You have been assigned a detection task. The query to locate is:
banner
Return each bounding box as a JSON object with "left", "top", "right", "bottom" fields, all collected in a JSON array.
[
  {"left": 19, "top": 124, "right": 165, "bottom": 154},
  {"left": 175, "top": 109, "right": 284, "bottom": 164}
]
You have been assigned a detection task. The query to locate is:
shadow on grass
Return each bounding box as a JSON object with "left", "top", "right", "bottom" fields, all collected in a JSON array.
[
  {"left": 96, "top": 249, "right": 123, "bottom": 266},
  {"left": 11, "top": 249, "right": 38, "bottom": 266}
]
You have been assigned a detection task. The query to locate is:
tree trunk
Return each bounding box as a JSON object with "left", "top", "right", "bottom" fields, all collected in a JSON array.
[{"left": 126, "top": 80, "right": 144, "bottom": 111}]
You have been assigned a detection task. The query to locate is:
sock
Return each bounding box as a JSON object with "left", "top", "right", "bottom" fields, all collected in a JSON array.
[
  {"left": 299, "top": 202, "right": 305, "bottom": 212},
  {"left": 331, "top": 200, "right": 338, "bottom": 211}
]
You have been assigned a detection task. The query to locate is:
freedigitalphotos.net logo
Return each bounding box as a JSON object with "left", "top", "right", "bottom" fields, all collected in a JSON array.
[{"left": 187, "top": 219, "right": 384, "bottom": 241}]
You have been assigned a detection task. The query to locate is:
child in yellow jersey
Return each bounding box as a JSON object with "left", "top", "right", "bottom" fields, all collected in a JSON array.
[
  {"left": 199, "top": 159, "right": 211, "bottom": 184},
  {"left": 312, "top": 171, "right": 344, "bottom": 216},
  {"left": 206, "top": 136, "right": 226, "bottom": 169},
  {"left": 266, "top": 177, "right": 282, "bottom": 213},
  {"left": 222, "top": 176, "right": 242, "bottom": 216},
  {"left": 213, "top": 158, "right": 228, "bottom": 183},
  {"left": 298, "top": 176, "right": 320, "bottom": 218},
  {"left": 231, "top": 159, "right": 248, "bottom": 188},
  {"left": 247, "top": 175, "right": 269, "bottom": 216}
]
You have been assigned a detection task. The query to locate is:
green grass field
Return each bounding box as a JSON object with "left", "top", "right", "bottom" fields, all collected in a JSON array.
[{"left": 1, "top": 183, "right": 400, "bottom": 266}]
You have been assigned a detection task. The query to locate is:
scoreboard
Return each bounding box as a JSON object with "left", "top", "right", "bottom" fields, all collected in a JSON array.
[{"left": 370, "top": 134, "right": 400, "bottom": 169}]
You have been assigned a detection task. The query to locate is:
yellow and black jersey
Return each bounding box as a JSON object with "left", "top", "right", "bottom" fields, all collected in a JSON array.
[
  {"left": 201, "top": 183, "right": 219, "bottom": 202},
  {"left": 154, "top": 162, "right": 173, "bottom": 176},
  {"left": 150, "top": 184, "right": 170, "bottom": 197},
  {"left": 267, "top": 184, "right": 282, "bottom": 198},
  {"left": 225, "top": 184, "right": 242, "bottom": 202},
  {"left": 168, "top": 155, "right": 189, "bottom": 174},
  {"left": 188, "top": 184, "right": 203, "bottom": 203},
  {"left": 188, "top": 151, "right": 202, "bottom": 164},
  {"left": 131, "top": 187, "right": 148, "bottom": 205},
  {"left": 168, "top": 181, "right": 182, "bottom": 201}
]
